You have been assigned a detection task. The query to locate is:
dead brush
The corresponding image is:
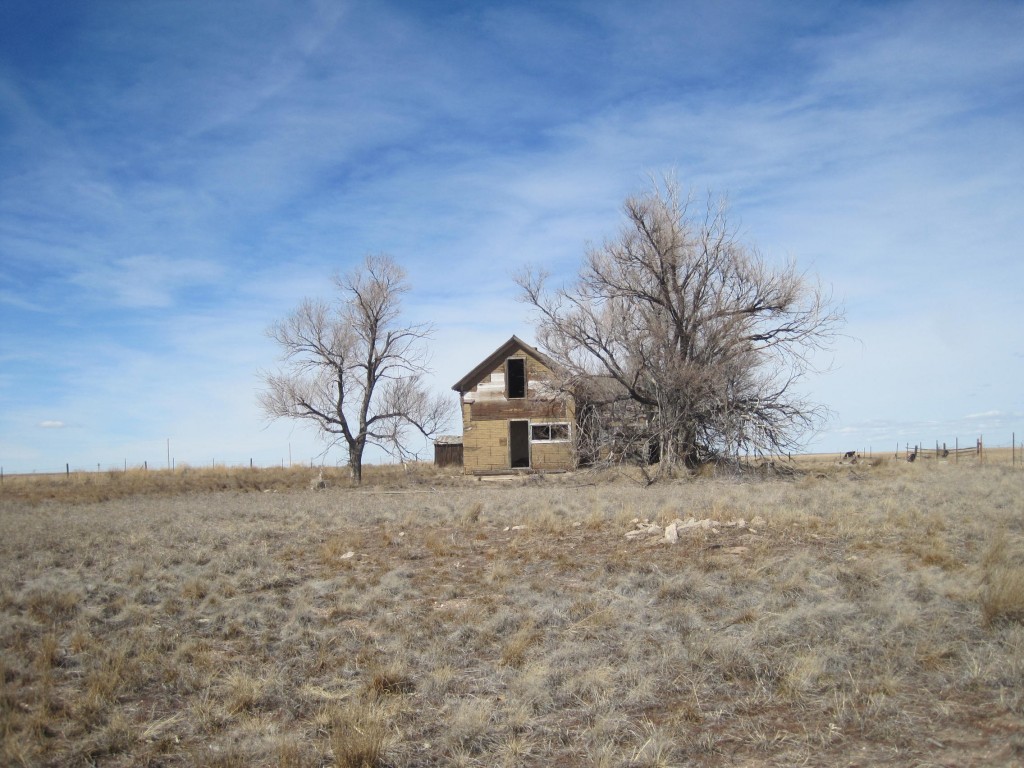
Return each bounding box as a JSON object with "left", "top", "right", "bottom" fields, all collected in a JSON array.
[
  {"left": 365, "top": 661, "right": 416, "bottom": 697},
  {"left": 460, "top": 500, "right": 484, "bottom": 525},
  {"left": 423, "top": 529, "right": 457, "bottom": 556},
  {"left": 326, "top": 700, "right": 391, "bottom": 768},
  {"left": 33, "top": 632, "right": 63, "bottom": 673},
  {"left": 903, "top": 531, "right": 961, "bottom": 570},
  {"left": 445, "top": 696, "right": 495, "bottom": 753},
  {"left": 980, "top": 536, "right": 1024, "bottom": 627},
  {"left": 24, "top": 587, "right": 81, "bottom": 623},
  {"left": 532, "top": 501, "right": 572, "bottom": 533},
  {"left": 221, "top": 669, "right": 269, "bottom": 715},
  {"left": 320, "top": 535, "right": 356, "bottom": 565},
  {"left": 181, "top": 577, "right": 209, "bottom": 601},
  {"left": 499, "top": 619, "right": 542, "bottom": 667}
]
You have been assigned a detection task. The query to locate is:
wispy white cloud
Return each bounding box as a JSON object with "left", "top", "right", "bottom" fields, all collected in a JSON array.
[
  {"left": 70, "top": 254, "right": 226, "bottom": 308},
  {"left": 1, "top": 0, "right": 1021, "bottom": 471},
  {"left": 965, "top": 410, "right": 1003, "bottom": 420}
]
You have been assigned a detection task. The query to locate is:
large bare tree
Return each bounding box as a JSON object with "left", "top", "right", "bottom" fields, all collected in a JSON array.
[
  {"left": 517, "top": 176, "right": 843, "bottom": 476},
  {"left": 260, "top": 254, "right": 454, "bottom": 483}
]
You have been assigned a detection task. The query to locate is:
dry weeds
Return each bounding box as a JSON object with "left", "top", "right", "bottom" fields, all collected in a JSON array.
[{"left": 1, "top": 459, "right": 1022, "bottom": 766}]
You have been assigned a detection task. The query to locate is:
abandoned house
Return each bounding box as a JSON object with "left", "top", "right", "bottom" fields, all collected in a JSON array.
[{"left": 449, "top": 336, "right": 575, "bottom": 473}]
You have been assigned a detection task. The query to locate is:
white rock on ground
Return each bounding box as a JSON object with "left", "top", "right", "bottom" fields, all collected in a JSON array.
[
  {"left": 664, "top": 522, "right": 679, "bottom": 543},
  {"left": 625, "top": 522, "right": 663, "bottom": 539},
  {"left": 626, "top": 516, "right": 767, "bottom": 541}
]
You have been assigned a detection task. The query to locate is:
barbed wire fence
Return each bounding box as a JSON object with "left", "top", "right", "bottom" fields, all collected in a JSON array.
[{"left": 3, "top": 433, "right": 1023, "bottom": 483}]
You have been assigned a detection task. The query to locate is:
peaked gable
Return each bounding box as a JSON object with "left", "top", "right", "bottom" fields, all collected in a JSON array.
[{"left": 451, "top": 335, "right": 554, "bottom": 394}]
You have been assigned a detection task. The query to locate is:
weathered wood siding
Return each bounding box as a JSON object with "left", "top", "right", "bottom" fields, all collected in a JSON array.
[
  {"left": 433, "top": 442, "right": 463, "bottom": 468},
  {"left": 460, "top": 350, "right": 574, "bottom": 474}
]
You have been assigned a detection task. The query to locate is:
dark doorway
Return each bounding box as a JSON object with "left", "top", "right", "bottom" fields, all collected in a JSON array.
[
  {"left": 509, "top": 420, "right": 530, "bottom": 468},
  {"left": 507, "top": 358, "right": 526, "bottom": 399}
]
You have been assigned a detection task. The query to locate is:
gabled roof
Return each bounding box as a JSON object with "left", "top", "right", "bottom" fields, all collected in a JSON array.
[{"left": 451, "top": 335, "right": 554, "bottom": 393}]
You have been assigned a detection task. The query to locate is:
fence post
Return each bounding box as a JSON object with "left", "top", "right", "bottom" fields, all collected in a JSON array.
[{"left": 956, "top": 437, "right": 958, "bottom": 463}]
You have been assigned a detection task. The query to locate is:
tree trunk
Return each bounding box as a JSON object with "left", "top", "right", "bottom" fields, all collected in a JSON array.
[{"left": 348, "top": 438, "right": 365, "bottom": 484}]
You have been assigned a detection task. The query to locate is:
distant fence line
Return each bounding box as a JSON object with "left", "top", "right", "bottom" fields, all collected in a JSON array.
[
  {"left": 3, "top": 433, "right": 1022, "bottom": 482},
  {"left": 0, "top": 456, "right": 332, "bottom": 484}
]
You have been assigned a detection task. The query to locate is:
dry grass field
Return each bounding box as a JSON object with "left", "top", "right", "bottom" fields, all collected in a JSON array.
[{"left": 2, "top": 458, "right": 1023, "bottom": 766}]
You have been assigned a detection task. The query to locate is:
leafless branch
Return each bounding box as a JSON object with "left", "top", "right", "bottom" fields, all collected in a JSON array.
[
  {"left": 259, "top": 253, "right": 456, "bottom": 482},
  {"left": 517, "top": 175, "right": 844, "bottom": 476}
]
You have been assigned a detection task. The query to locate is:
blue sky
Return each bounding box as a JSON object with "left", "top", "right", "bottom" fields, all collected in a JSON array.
[{"left": 2, "top": 0, "right": 1022, "bottom": 473}]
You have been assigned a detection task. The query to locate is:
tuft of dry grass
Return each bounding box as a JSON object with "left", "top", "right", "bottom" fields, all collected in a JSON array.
[
  {"left": 1, "top": 460, "right": 1023, "bottom": 766},
  {"left": 980, "top": 535, "right": 1024, "bottom": 627},
  {"left": 327, "top": 700, "right": 391, "bottom": 768}
]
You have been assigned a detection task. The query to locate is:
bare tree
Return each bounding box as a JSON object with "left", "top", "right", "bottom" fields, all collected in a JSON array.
[
  {"left": 259, "top": 254, "right": 454, "bottom": 483},
  {"left": 517, "top": 176, "right": 843, "bottom": 477}
]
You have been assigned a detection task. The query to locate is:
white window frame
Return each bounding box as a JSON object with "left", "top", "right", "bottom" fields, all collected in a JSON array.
[{"left": 530, "top": 422, "right": 571, "bottom": 443}]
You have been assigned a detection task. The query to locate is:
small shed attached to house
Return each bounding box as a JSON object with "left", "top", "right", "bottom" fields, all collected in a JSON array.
[
  {"left": 451, "top": 336, "right": 575, "bottom": 474},
  {"left": 433, "top": 435, "right": 464, "bottom": 468}
]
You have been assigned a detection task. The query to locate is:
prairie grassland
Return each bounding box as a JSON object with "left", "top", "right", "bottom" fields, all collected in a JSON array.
[
  {"left": 0, "top": 463, "right": 450, "bottom": 507},
  {"left": 1, "top": 460, "right": 1022, "bottom": 766}
]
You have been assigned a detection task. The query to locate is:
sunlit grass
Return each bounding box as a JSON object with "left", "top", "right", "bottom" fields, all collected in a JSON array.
[{"left": 1, "top": 458, "right": 1022, "bottom": 765}]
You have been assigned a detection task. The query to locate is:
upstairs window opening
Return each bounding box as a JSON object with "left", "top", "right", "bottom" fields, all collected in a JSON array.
[{"left": 507, "top": 358, "right": 526, "bottom": 399}]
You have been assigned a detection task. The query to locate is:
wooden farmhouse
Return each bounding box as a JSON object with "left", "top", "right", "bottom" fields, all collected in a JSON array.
[{"left": 450, "top": 336, "right": 575, "bottom": 474}]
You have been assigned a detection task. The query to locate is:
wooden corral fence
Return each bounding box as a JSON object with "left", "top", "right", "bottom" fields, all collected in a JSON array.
[{"left": 903, "top": 437, "right": 981, "bottom": 463}]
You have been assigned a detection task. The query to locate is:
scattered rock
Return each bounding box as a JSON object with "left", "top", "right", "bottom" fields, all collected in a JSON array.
[
  {"left": 626, "top": 516, "right": 766, "bottom": 541},
  {"left": 625, "top": 522, "right": 662, "bottom": 539},
  {"left": 664, "top": 522, "right": 679, "bottom": 543},
  {"left": 677, "top": 518, "right": 718, "bottom": 530}
]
